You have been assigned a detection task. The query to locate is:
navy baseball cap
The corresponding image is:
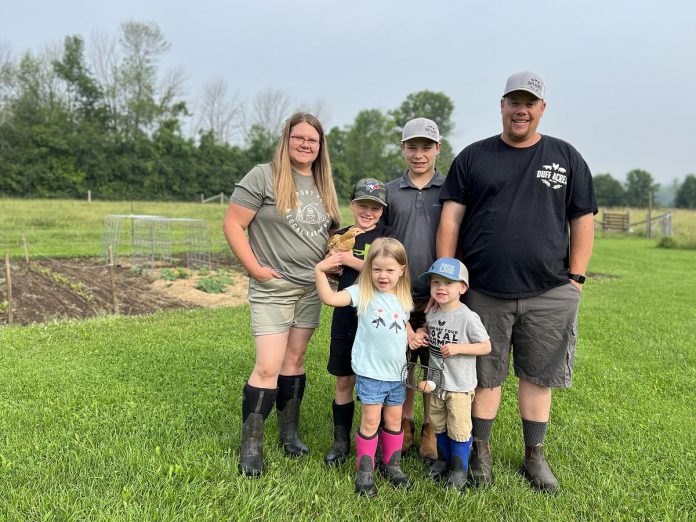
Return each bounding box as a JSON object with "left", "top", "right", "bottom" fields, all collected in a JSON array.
[{"left": 420, "top": 257, "right": 469, "bottom": 286}]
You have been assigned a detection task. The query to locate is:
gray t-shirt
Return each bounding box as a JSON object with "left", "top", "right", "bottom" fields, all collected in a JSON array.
[
  {"left": 231, "top": 163, "right": 332, "bottom": 285},
  {"left": 426, "top": 303, "right": 489, "bottom": 395}
]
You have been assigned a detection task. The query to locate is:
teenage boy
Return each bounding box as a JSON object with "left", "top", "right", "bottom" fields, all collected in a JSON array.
[{"left": 382, "top": 117, "right": 444, "bottom": 461}]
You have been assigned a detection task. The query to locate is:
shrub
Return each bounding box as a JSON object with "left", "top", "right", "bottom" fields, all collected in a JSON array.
[{"left": 195, "top": 275, "right": 233, "bottom": 294}]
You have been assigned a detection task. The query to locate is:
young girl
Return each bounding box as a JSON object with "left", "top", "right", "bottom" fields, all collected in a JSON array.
[{"left": 315, "top": 237, "right": 414, "bottom": 497}]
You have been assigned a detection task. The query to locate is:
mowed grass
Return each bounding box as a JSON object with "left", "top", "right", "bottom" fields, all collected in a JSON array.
[{"left": 0, "top": 238, "right": 694, "bottom": 520}]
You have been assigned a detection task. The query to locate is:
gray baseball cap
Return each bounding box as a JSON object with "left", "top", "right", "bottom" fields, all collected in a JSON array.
[
  {"left": 351, "top": 178, "right": 388, "bottom": 206},
  {"left": 420, "top": 257, "right": 469, "bottom": 286},
  {"left": 401, "top": 118, "right": 440, "bottom": 143},
  {"left": 503, "top": 71, "right": 545, "bottom": 100}
]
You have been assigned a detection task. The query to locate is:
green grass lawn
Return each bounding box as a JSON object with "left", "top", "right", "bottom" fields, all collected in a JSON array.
[{"left": 0, "top": 238, "right": 694, "bottom": 520}]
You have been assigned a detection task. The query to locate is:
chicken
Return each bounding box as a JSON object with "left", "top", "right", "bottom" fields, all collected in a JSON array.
[{"left": 327, "top": 226, "right": 363, "bottom": 254}]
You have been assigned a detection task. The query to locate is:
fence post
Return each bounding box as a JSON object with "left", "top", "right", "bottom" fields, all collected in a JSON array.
[
  {"left": 88, "top": 190, "right": 91, "bottom": 202},
  {"left": 201, "top": 193, "right": 204, "bottom": 203},
  {"left": 4, "top": 252, "right": 12, "bottom": 324},
  {"left": 108, "top": 245, "right": 118, "bottom": 313}
]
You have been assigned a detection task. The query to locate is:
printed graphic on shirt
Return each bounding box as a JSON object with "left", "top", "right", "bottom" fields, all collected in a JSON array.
[
  {"left": 371, "top": 307, "right": 407, "bottom": 334},
  {"left": 536, "top": 162, "right": 568, "bottom": 190},
  {"left": 428, "top": 318, "right": 459, "bottom": 359},
  {"left": 353, "top": 243, "right": 372, "bottom": 259},
  {"left": 285, "top": 189, "right": 330, "bottom": 238}
]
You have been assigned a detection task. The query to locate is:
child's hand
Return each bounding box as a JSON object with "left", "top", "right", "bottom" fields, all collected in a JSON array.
[
  {"left": 316, "top": 253, "right": 343, "bottom": 274},
  {"left": 409, "top": 329, "right": 429, "bottom": 350},
  {"left": 440, "top": 343, "right": 461, "bottom": 358}
]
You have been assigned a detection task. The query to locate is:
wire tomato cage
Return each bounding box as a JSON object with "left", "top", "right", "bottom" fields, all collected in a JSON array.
[{"left": 401, "top": 360, "right": 444, "bottom": 393}]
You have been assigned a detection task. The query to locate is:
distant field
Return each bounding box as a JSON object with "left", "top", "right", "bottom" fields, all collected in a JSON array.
[
  {"left": 0, "top": 199, "right": 231, "bottom": 258},
  {"left": 1, "top": 199, "right": 694, "bottom": 259}
]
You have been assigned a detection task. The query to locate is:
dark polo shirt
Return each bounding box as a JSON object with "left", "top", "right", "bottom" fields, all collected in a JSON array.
[{"left": 382, "top": 170, "right": 445, "bottom": 302}]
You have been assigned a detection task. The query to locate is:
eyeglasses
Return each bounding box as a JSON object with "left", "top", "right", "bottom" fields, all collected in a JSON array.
[{"left": 290, "top": 135, "right": 320, "bottom": 148}]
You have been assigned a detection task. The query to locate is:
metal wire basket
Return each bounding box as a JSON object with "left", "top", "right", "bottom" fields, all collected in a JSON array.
[{"left": 401, "top": 361, "right": 444, "bottom": 393}]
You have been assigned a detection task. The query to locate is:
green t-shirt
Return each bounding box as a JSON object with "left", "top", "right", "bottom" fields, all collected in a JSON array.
[{"left": 231, "top": 163, "right": 332, "bottom": 285}]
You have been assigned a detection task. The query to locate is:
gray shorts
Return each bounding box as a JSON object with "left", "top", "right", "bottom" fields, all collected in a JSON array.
[
  {"left": 463, "top": 283, "right": 581, "bottom": 388},
  {"left": 248, "top": 277, "right": 321, "bottom": 336}
]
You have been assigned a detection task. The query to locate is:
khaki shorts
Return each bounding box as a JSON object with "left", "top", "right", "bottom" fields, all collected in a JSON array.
[
  {"left": 428, "top": 390, "right": 474, "bottom": 442},
  {"left": 463, "top": 283, "right": 581, "bottom": 389},
  {"left": 248, "top": 277, "right": 321, "bottom": 336}
]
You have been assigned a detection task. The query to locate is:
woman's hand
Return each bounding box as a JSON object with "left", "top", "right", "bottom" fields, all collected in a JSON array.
[{"left": 252, "top": 266, "right": 282, "bottom": 282}]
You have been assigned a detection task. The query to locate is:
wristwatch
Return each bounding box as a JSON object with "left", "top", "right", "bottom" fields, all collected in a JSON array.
[{"left": 569, "top": 273, "right": 586, "bottom": 284}]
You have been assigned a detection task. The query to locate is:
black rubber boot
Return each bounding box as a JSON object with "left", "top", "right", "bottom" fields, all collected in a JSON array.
[
  {"left": 239, "top": 384, "right": 277, "bottom": 477},
  {"left": 521, "top": 444, "right": 559, "bottom": 492},
  {"left": 276, "top": 374, "right": 309, "bottom": 457},
  {"left": 324, "top": 401, "right": 354, "bottom": 465},
  {"left": 468, "top": 438, "right": 494, "bottom": 486},
  {"left": 355, "top": 455, "right": 378, "bottom": 497}
]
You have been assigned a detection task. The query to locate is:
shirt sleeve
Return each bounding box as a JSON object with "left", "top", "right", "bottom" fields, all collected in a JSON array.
[
  {"left": 346, "top": 285, "right": 360, "bottom": 309},
  {"left": 465, "top": 311, "right": 490, "bottom": 343},
  {"left": 440, "top": 152, "right": 467, "bottom": 204},
  {"left": 230, "top": 165, "right": 266, "bottom": 211}
]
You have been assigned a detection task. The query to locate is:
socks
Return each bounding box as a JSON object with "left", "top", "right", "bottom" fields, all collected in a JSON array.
[
  {"left": 522, "top": 419, "right": 548, "bottom": 447},
  {"left": 472, "top": 416, "right": 495, "bottom": 442}
]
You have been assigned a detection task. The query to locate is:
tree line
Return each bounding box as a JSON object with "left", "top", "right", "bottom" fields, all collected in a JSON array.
[
  {"left": 1, "top": 21, "right": 694, "bottom": 208},
  {"left": 593, "top": 170, "right": 696, "bottom": 209},
  {"left": 0, "top": 21, "right": 454, "bottom": 202}
]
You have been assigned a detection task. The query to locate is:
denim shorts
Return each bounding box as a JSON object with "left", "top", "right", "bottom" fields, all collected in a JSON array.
[{"left": 355, "top": 375, "right": 406, "bottom": 406}]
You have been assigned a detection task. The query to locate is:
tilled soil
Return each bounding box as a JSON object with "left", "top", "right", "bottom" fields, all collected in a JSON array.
[{"left": 0, "top": 257, "right": 248, "bottom": 326}]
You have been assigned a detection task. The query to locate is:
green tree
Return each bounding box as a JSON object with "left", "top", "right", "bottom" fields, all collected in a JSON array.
[
  {"left": 593, "top": 173, "right": 625, "bottom": 207},
  {"left": 342, "top": 109, "right": 398, "bottom": 193},
  {"left": 624, "top": 169, "right": 659, "bottom": 207},
  {"left": 674, "top": 174, "right": 696, "bottom": 209}
]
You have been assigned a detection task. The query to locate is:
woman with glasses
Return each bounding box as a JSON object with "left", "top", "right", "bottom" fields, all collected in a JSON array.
[{"left": 224, "top": 112, "right": 340, "bottom": 477}]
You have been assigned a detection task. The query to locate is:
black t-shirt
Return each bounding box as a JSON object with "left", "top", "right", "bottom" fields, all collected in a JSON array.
[
  {"left": 330, "top": 224, "right": 392, "bottom": 339},
  {"left": 441, "top": 135, "right": 598, "bottom": 298}
]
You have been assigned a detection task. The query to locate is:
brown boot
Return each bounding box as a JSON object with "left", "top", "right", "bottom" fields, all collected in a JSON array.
[
  {"left": 521, "top": 444, "right": 558, "bottom": 492},
  {"left": 418, "top": 423, "right": 437, "bottom": 462},
  {"left": 468, "top": 438, "right": 494, "bottom": 486},
  {"left": 401, "top": 418, "right": 415, "bottom": 453}
]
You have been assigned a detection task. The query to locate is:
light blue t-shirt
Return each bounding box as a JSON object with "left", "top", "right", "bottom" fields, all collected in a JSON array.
[{"left": 346, "top": 285, "right": 409, "bottom": 382}]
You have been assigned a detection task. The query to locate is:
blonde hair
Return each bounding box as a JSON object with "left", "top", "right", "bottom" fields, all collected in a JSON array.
[
  {"left": 272, "top": 112, "right": 340, "bottom": 225},
  {"left": 355, "top": 237, "right": 413, "bottom": 315}
]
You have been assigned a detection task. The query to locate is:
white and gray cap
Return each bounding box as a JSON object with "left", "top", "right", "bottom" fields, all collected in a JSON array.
[
  {"left": 503, "top": 71, "right": 545, "bottom": 100},
  {"left": 401, "top": 117, "right": 440, "bottom": 143}
]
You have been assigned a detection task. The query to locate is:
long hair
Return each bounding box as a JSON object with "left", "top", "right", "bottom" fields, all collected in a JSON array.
[
  {"left": 271, "top": 112, "right": 340, "bottom": 225},
  {"left": 355, "top": 237, "right": 413, "bottom": 315}
]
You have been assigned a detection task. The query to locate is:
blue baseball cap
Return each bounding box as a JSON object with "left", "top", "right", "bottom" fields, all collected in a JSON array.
[{"left": 420, "top": 258, "right": 469, "bottom": 286}]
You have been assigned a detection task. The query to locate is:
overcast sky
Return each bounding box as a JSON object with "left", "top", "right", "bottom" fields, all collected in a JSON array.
[{"left": 1, "top": 0, "right": 694, "bottom": 185}]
